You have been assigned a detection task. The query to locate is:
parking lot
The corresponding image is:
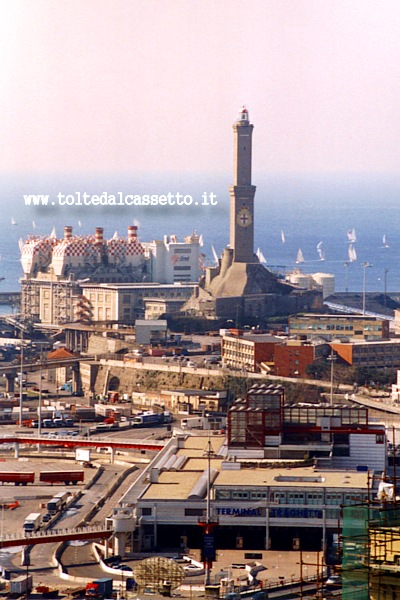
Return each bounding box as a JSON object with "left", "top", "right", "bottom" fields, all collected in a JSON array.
[{"left": 0, "top": 457, "right": 96, "bottom": 536}]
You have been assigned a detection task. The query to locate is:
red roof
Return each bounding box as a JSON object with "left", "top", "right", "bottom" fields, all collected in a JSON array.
[{"left": 47, "top": 348, "right": 77, "bottom": 360}]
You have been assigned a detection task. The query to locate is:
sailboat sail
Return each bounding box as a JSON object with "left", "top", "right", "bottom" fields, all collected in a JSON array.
[
  {"left": 347, "top": 228, "right": 356, "bottom": 243},
  {"left": 383, "top": 234, "right": 389, "bottom": 248},
  {"left": 256, "top": 247, "right": 267, "bottom": 264},
  {"left": 198, "top": 234, "right": 204, "bottom": 247},
  {"left": 296, "top": 248, "right": 304, "bottom": 264},
  {"left": 211, "top": 245, "right": 219, "bottom": 264},
  {"left": 11, "top": 217, "right": 17, "bottom": 226},
  {"left": 317, "top": 241, "right": 325, "bottom": 261},
  {"left": 281, "top": 230, "right": 286, "bottom": 244},
  {"left": 348, "top": 244, "right": 357, "bottom": 262}
]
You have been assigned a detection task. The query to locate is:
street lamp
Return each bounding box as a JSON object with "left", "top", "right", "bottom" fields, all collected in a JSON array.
[
  {"left": 34, "top": 342, "right": 48, "bottom": 440},
  {"left": 384, "top": 268, "right": 389, "bottom": 309},
  {"left": 362, "top": 262, "right": 372, "bottom": 315},
  {"left": 19, "top": 326, "right": 24, "bottom": 427},
  {"left": 344, "top": 262, "right": 349, "bottom": 293},
  {"left": 199, "top": 435, "right": 218, "bottom": 588}
]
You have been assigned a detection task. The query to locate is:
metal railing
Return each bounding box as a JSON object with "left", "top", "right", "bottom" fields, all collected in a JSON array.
[{"left": 0, "top": 523, "right": 112, "bottom": 543}]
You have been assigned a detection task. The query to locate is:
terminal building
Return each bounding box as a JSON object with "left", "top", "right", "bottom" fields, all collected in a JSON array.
[{"left": 120, "top": 384, "right": 386, "bottom": 553}]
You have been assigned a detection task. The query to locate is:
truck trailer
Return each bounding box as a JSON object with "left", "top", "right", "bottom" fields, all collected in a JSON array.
[
  {"left": 23, "top": 512, "right": 41, "bottom": 533},
  {"left": 0, "top": 471, "right": 35, "bottom": 485},
  {"left": 132, "top": 411, "right": 173, "bottom": 427},
  {"left": 47, "top": 491, "right": 70, "bottom": 514},
  {"left": 85, "top": 578, "right": 113, "bottom": 598},
  {"left": 40, "top": 471, "right": 84, "bottom": 485},
  {"left": 181, "top": 417, "right": 205, "bottom": 430},
  {"left": 9, "top": 575, "right": 33, "bottom": 596}
]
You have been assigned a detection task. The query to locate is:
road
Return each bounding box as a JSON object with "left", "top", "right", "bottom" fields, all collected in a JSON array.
[{"left": 0, "top": 456, "right": 149, "bottom": 588}]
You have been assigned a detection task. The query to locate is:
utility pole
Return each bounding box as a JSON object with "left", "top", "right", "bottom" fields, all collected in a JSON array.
[
  {"left": 344, "top": 261, "right": 349, "bottom": 293},
  {"left": 362, "top": 262, "right": 372, "bottom": 315},
  {"left": 199, "top": 435, "right": 218, "bottom": 588},
  {"left": 384, "top": 268, "right": 389, "bottom": 309},
  {"left": 19, "top": 325, "right": 24, "bottom": 426}
]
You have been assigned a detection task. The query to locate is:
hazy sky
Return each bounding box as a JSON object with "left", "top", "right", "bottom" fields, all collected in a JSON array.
[{"left": 2, "top": 0, "right": 400, "bottom": 174}]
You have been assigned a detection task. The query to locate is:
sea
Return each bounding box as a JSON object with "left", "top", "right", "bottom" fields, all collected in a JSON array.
[{"left": 1, "top": 171, "right": 400, "bottom": 302}]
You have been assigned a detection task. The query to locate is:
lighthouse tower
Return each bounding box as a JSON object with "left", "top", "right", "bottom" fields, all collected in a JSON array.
[
  {"left": 229, "top": 107, "right": 257, "bottom": 263},
  {"left": 205, "top": 107, "right": 293, "bottom": 301}
]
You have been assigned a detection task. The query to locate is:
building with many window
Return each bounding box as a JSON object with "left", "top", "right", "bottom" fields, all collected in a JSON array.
[
  {"left": 144, "top": 232, "right": 201, "bottom": 284},
  {"left": 226, "top": 384, "right": 385, "bottom": 470},
  {"left": 289, "top": 314, "right": 390, "bottom": 342},
  {"left": 221, "top": 331, "right": 282, "bottom": 372},
  {"left": 274, "top": 340, "right": 328, "bottom": 378},
  {"left": 144, "top": 298, "right": 186, "bottom": 320},
  {"left": 20, "top": 224, "right": 201, "bottom": 325},
  {"left": 130, "top": 435, "right": 372, "bottom": 553},
  {"left": 120, "top": 383, "right": 386, "bottom": 555},
  {"left": 79, "top": 282, "right": 197, "bottom": 323},
  {"left": 331, "top": 338, "right": 400, "bottom": 370}
]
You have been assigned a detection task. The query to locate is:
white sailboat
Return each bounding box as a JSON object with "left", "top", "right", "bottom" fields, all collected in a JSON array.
[
  {"left": 347, "top": 228, "right": 356, "bottom": 243},
  {"left": 256, "top": 247, "right": 267, "bottom": 264},
  {"left": 383, "top": 234, "right": 389, "bottom": 248},
  {"left": 11, "top": 217, "right": 17, "bottom": 226},
  {"left": 211, "top": 245, "right": 219, "bottom": 264},
  {"left": 198, "top": 233, "right": 204, "bottom": 247},
  {"left": 32, "top": 220, "right": 36, "bottom": 229},
  {"left": 317, "top": 241, "right": 325, "bottom": 261},
  {"left": 50, "top": 227, "right": 57, "bottom": 239},
  {"left": 348, "top": 244, "right": 357, "bottom": 262},
  {"left": 296, "top": 248, "right": 304, "bottom": 264},
  {"left": 281, "top": 230, "right": 286, "bottom": 244}
]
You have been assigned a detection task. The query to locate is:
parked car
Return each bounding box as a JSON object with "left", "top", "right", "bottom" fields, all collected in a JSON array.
[
  {"left": 325, "top": 574, "right": 341, "bottom": 586},
  {"left": 172, "top": 556, "right": 189, "bottom": 564},
  {"left": 184, "top": 564, "right": 205, "bottom": 575},
  {"left": 104, "top": 555, "right": 121, "bottom": 566},
  {"left": 42, "top": 513, "right": 52, "bottom": 523},
  {"left": 116, "top": 564, "right": 133, "bottom": 572}
]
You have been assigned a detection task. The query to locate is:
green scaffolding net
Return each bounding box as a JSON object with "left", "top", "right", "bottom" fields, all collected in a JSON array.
[{"left": 342, "top": 504, "right": 400, "bottom": 600}]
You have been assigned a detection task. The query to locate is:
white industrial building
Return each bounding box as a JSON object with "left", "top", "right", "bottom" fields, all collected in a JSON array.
[{"left": 20, "top": 225, "right": 202, "bottom": 324}]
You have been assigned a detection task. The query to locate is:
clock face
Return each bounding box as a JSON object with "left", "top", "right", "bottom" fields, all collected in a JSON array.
[{"left": 237, "top": 207, "right": 252, "bottom": 228}]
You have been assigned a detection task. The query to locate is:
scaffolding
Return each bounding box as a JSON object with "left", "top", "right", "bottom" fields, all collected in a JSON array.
[
  {"left": 342, "top": 504, "right": 400, "bottom": 599},
  {"left": 133, "top": 556, "right": 184, "bottom": 594},
  {"left": 53, "top": 280, "right": 79, "bottom": 324},
  {"left": 21, "top": 279, "right": 40, "bottom": 321},
  {"left": 21, "top": 277, "right": 81, "bottom": 325}
]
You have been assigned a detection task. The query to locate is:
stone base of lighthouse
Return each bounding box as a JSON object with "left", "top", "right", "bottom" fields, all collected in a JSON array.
[{"left": 208, "top": 260, "right": 292, "bottom": 298}]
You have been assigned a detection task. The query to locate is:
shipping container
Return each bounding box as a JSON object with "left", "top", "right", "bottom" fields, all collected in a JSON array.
[
  {"left": 0, "top": 472, "right": 34, "bottom": 485},
  {"left": 40, "top": 471, "right": 84, "bottom": 485},
  {"left": 9, "top": 575, "right": 33, "bottom": 595}
]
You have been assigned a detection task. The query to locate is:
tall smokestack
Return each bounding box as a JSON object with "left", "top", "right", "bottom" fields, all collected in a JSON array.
[
  {"left": 128, "top": 225, "right": 138, "bottom": 242},
  {"left": 95, "top": 227, "right": 104, "bottom": 244},
  {"left": 64, "top": 226, "right": 73, "bottom": 240}
]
